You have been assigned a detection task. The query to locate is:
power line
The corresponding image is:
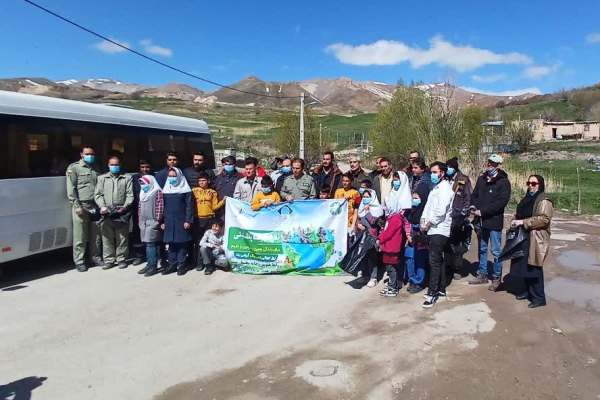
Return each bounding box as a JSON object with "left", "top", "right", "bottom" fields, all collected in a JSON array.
[{"left": 22, "top": 0, "right": 299, "bottom": 99}]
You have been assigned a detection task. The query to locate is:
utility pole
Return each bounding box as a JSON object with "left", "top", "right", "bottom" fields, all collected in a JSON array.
[
  {"left": 319, "top": 123, "right": 322, "bottom": 149},
  {"left": 299, "top": 92, "right": 305, "bottom": 159}
]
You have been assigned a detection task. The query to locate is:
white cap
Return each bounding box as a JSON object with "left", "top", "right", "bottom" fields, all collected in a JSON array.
[{"left": 488, "top": 154, "right": 503, "bottom": 164}]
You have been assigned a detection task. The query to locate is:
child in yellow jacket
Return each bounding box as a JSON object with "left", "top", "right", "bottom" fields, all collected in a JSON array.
[{"left": 251, "top": 175, "right": 281, "bottom": 210}]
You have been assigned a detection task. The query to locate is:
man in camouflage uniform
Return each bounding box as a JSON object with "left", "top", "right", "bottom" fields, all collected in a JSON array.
[
  {"left": 66, "top": 146, "right": 101, "bottom": 272},
  {"left": 281, "top": 158, "right": 316, "bottom": 200},
  {"left": 95, "top": 155, "right": 134, "bottom": 269}
]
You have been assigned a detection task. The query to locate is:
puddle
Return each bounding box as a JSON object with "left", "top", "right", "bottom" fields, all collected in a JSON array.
[
  {"left": 547, "top": 277, "right": 600, "bottom": 312},
  {"left": 552, "top": 232, "right": 588, "bottom": 242},
  {"left": 557, "top": 250, "right": 600, "bottom": 271}
]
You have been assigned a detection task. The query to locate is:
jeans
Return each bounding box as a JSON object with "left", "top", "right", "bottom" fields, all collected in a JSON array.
[
  {"left": 386, "top": 263, "right": 403, "bottom": 291},
  {"left": 145, "top": 242, "right": 158, "bottom": 269},
  {"left": 167, "top": 242, "right": 188, "bottom": 268},
  {"left": 193, "top": 217, "right": 212, "bottom": 266},
  {"left": 405, "top": 245, "right": 428, "bottom": 287},
  {"left": 200, "top": 246, "right": 214, "bottom": 266},
  {"left": 478, "top": 229, "right": 503, "bottom": 279},
  {"left": 428, "top": 234, "right": 449, "bottom": 294}
]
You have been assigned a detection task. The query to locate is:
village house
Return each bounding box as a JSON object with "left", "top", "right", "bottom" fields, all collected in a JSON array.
[{"left": 531, "top": 119, "right": 600, "bottom": 142}]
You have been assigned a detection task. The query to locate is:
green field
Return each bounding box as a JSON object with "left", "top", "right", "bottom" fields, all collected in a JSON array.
[{"left": 505, "top": 158, "right": 600, "bottom": 214}]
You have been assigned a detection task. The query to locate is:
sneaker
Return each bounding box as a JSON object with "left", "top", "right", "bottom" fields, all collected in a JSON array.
[
  {"left": 117, "top": 261, "right": 128, "bottom": 269},
  {"left": 422, "top": 294, "right": 439, "bottom": 308},
  {"left": 102, "top": 263, "right": 116, "bottom": 270},
  {"left": 366, "top": 278, "right": 378, "bottom": 288},
  {"left": 468, "top": 274, "right": 488, "bottom": 285},
  {"left": 144, "top": 266, "right": 157, "bottom": 277},
  {"left": 438, "top": 291, "right": 447, "bottom": 298},
  {"left": 204, "top": 265, "right": 215, "bottom": 275},
  {"left": 379, "top": 284, "right": 390, "bottom": 295},
  {"left": 195, "top": 263, "right": 206, "bottom": 272},
  {"left": 488, "top": 279, "right": 501, "bottom": 292},
  {"left": 137, "top": 266, "right": 148, "bottom": 275},
  {"left": 382, "top": 288, "right": 399, "bottom": 297}
]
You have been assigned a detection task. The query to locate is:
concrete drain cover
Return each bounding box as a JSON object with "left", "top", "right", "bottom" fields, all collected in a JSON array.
[
  {"left": 310, "top": 365, "right": 338, "bottom": 377},
  {"left": 295, "top": 360, "right": 352, "bottom": 391}
]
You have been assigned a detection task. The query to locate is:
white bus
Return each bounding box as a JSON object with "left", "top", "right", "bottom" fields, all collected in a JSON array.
[{"left": 0, "top": 90, "right": 212, "bottom": 264}]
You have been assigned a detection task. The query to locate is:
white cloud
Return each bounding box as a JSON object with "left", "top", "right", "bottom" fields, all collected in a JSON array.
[
  {"left": 585, "top": 32, "right": 600, "bottom": 44},
  {"left": 93, "top": 39, "right": 130, "bottom": 54},
  {"left": 461, "top": 86, "right": 542, "bottom": 97},
  {"left": 523, "top": 63, "right": 560, "bottom": 79},
  {"left": 471, "top": 73, "right": 507, "bottom": 83},
  {"left": 140, "top": 39, "right": 173, "bottom": 58},
  {"left": 325, "top": 36, "right": 533, "bottom": 72}
]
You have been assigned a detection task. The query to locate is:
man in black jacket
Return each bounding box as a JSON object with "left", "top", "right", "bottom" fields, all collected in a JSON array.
[
  {"left": 469, "top": 154, "right": 511, "bottom": 290},
  {"left": 183, "top": 152, "right": 215, "bottom": 188}
]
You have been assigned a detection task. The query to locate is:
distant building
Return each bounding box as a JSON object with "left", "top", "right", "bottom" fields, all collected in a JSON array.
[
  {"left": 531, "top": 119, "right": 600, "bottom": 142},
  {"left": 481, "top": 121, "right": 517, "bottom": 153}
]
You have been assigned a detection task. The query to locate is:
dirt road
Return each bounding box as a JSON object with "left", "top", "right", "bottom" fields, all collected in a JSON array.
[{"left": 2, "top": 213, "right": 600, "bottom": 399}]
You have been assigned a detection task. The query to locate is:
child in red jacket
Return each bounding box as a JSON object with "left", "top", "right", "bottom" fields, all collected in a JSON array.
[{"left": 378, "top": 210, "right": 411, "bottom": 297}]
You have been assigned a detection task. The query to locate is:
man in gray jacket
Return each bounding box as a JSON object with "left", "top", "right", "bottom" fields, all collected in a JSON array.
[
  {"left": 95, "top": 155, "right": 134, "bottom": 269},
  {"left": 233, "top": 157, "right": 262, "bottom": 203}
]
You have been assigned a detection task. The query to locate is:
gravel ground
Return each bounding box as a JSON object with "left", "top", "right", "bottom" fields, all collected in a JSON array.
[{"left": 2, "top": 214, "right": 600, "bottom": 400}]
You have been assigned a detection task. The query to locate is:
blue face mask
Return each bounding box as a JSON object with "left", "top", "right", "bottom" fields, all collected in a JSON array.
[
  {"left": 83, "top": 154, "right": 95, "bottom": 164},
  {"left": 109, "top": 165, "right": 121, "bottom": 174},
  {"left": 168, "top": 177, "right": 178, "bottom": 186},
  {"left": 358, "top": 188, "right": 366, "bottom": 195},
  {"left": 430, "top": 172, "right": 441, "bottom": 185},
  {"left": 362, "top": 197, "right": 372, "bottom": 205},
  {"left": 486, "top": 167, "right": 498, "bottom": 177},
  {"left": 262, "top": 187, "right": 272, "bottom": 194},
  {"left": 412, "top": 198, "right": 422, "bottom": 207},
  {"left": 392, "top": 180, "right": 401, "bottom": 190},
  {"left": 447, "top": 167, "right": 456, "bottom": 177},
  {"left": 223, "top": 164, "right": 235, "bottom": 173},
  {"left": 141, "top": 184, "right": 151, "bottom": 193},
  {"left": 280, "top": 166, "right": 291, "bottom": 174}
]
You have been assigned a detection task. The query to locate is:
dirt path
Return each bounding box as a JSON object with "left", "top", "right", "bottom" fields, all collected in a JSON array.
[{"left": 2, "top": 214, "right": 600, "bottom": 400}]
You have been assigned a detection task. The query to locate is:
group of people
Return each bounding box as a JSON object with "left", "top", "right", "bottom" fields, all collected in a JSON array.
[{"left": 66, "top": 146, "right": 553, "bottom": 309}]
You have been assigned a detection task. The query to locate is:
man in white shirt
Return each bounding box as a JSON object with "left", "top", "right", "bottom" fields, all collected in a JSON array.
[{"left": 420, "top": 161, "right": 455, "bottom": 308}]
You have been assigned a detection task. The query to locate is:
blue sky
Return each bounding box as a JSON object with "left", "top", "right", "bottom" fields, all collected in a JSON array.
[{"left": 1, "top": 0, "right": 599, "bottom": 95}]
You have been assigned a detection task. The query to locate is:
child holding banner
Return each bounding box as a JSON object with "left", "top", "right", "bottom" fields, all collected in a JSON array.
[{"left": 251, "top": 176, "right": 281, "bottom": 211}]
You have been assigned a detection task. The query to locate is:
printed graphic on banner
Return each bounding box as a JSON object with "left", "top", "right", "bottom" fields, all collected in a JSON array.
[{"left": 224, "top": 198, "right": 348, "bottom": 275}]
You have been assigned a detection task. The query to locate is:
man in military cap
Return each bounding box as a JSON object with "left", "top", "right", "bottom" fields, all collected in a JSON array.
[{"left": 66, "top": 145, "right": 102, "bottom": 271}]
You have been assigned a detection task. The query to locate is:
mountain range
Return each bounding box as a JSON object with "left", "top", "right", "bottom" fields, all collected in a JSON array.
[{"left": 0, "top": 76, "right": 539, "bottom": 114}]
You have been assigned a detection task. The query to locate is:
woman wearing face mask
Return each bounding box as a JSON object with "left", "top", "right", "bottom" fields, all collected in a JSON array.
[
  {"left": 161, "top": 167, "right": 194, "bottom": 276},
  {"left": 251, "top": 175, "right": 281, "bottom": 210},
  {"left": 509, "top": 175, "right": 553, "bottom": 308},
  {"left": 356, "top": 189, "right": 384, "bottom": 288},
  {"left": 137, "top": 175, "right": 163, "bottom": 277}
]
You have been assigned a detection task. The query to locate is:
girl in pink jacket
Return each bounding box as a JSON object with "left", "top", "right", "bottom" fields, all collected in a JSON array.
[{"left": 378, "top": 210, "right": 411, "bottom": 297}]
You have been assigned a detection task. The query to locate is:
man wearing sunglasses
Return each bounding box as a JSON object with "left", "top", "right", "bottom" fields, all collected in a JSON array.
[{"left": 469, "top": 154, "right": 512, "bottom": 290}]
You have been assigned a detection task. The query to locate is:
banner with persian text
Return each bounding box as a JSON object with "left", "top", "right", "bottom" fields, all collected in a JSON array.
[{"left": 224, "top": 198, "right": 348, "bottom": 275}]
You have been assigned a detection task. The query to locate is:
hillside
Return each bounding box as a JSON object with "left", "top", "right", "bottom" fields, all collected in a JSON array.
[{"left": 0, "top": 76, "right": 540, "bottom": 114}]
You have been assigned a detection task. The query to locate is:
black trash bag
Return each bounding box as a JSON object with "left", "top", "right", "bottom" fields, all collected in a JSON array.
[
  {"left": 499, "top": 226, "right": 528, "bottom": 262},
  {"left": 341, "top": 230, "right": 378, "bottom": 276},
  {"left": 449, "top": 208, "right": 473, "bottom": 255}
]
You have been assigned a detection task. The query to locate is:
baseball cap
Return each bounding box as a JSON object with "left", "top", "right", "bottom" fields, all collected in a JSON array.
[{"left": 488, "top": 154, "right": 503, "bottom": 164}]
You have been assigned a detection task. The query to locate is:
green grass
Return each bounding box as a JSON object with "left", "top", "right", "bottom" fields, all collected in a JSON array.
[
  {"left": 528, "top": 140, "right": 600, "bottom": 153},
  {"left": 505, "top": 159, "right": 600, "bottom": 214},
  {"left": 500, "top": 99, "right": 584, "bottom": 121}
]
